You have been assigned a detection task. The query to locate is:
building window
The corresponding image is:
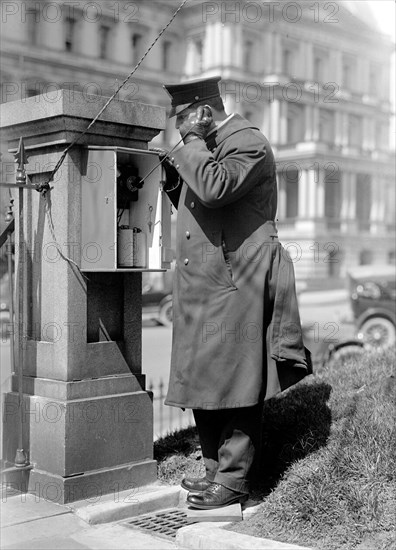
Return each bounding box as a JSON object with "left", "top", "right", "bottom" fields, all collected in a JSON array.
[
  {"left": 282, "top": 49, "right": 292, "bottom": 75},
  {"left": 65, "top": 17, "right": 77, "bottom": 52},
  {"left": 26, "top": 6, "right": 39, "bottom": 45},
  {"left": 348, "top": 115, "right": 362, "bottom": 147},
  {"left": 369, "top": 63, "right": 381, "bottom": 97},
  {"left": 99, "top": 25, "right": 111, "bottom": 59},
  {"left": 162, "top": 40, "right": 172, "bottom": 71},
  {"left": 375, "top": 121, "right": 388, "bottom": 150},
  {"left": 132, "top": 33, "right": 143, "bottom": 64},
  {"left": 342, "top": 55, "right": 356, "bottom": 90},
  {"left": 287, "top": 104, "right": 304, "bottom": 143},
  {"left": 244, "top": 40, "right": 254, "bottom": 72},
  {"left": 359, "top": 250, "right": 373, "bottom": 265},
  {"left": 314, "top": 56, "right": 322, "bottom": 82},
  {"left": 285, "top": 170, "right": 299, "bottom": 218},
  {"left": 319, "top": 109, "right": 335, "bottom": 143}
]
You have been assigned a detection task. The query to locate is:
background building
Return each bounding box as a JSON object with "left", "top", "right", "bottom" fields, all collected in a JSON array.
[{"left": 1, "top": 0, "right": 395, "bottom": 284}]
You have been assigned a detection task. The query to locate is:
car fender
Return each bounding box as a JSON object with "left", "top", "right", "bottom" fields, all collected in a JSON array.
[
  {"left": 356, "top": 307, "right": 396, "bottom": 329},
  {"left": 159, "top": 294, "right": 172, "bottom": 308}
]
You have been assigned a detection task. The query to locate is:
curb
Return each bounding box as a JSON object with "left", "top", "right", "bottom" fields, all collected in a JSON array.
[
  {"left": 176, "top": 523, "right": 314, "bottom": 550},
  {"left": 71, "top": 484, "right": 181, "bottom": 525}
]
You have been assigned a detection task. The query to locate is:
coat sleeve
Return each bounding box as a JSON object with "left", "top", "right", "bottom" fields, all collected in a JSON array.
[
  {"left": 172, "top": 130, "right": 269, "bottom": 208},
  {"left": 164, "top": 179, "right": 182, "bottom": 210}
]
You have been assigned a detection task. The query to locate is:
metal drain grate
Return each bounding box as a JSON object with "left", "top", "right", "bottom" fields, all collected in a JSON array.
[{"left": 124, "top": 509, "right": 189, "bottom": 538}]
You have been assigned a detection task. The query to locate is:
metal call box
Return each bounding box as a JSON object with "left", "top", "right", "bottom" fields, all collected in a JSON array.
[{"left": 81, "top": 147, "right": 173, "bottom": 271}]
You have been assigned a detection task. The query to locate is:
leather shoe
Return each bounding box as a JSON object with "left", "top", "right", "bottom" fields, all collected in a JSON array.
[
  {"left": 187, "top": 483, "right": 248, "bottom": 509},
  {"left": 181, "top": 476, "right": 213, "bottom": 492}
]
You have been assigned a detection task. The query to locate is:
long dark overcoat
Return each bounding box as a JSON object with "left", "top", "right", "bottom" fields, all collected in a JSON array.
[{"left": 164, "top": 114, "right": 311, "bottom": 410}]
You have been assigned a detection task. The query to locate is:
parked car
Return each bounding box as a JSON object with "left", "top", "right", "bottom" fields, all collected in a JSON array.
[
  {"left": 348, "top": 265, "right": 396, "bottom": 348},
  {"left": 142, "top": 271, "right": 173, "bottom": 326}
]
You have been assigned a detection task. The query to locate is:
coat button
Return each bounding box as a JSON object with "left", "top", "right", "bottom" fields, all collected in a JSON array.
[
  {"left": 185, "top": 231, "right": 190, "bottom": 239},
  {"left": 175, "top": 164, "right": 180, "bottom": 169},
  {"left": 190, "top": 201, "right": 195, "bottom": 208},
  {"left": 184, "top": 258, "right": 189, "bottom": 265}
]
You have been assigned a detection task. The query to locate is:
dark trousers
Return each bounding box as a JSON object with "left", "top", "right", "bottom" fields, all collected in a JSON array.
[{"left": 193, "top": 404, "right": 263, "bottom": 494}]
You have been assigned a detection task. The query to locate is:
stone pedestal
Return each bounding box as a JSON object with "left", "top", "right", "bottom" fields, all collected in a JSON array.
[{"left": 0, "top": 90, "right": 166, "bottom": 503}]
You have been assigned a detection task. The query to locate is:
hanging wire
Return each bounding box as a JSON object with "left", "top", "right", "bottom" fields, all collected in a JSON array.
[
  {"left": 36, "top": 0, "right": 190, "bottom": 196},
  {"left": 34, "top": 0, "right": 189, "bottom": 275}
]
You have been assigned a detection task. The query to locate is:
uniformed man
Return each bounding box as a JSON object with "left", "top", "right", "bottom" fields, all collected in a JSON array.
[{"left": 160, "top": 76, "right": 311, "bottom": 509}]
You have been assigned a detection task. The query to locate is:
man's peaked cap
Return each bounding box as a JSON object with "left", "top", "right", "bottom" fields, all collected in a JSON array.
[{"left": 163, "top": 76, "right": 222, "bottom": 118}]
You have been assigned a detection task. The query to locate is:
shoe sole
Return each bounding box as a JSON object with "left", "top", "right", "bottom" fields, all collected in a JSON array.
[{"left": 187, "top": 494, "right": 248, "bottom": 510}]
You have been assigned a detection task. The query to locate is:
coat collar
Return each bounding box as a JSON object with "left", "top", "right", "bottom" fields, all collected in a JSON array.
[{"left": 205, "top": 114, "right": 260, "bottom": 149}]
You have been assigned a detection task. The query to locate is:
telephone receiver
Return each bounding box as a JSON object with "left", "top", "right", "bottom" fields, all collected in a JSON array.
[{"left": 191, "top": 104, "right": 212, "bottom": 127}]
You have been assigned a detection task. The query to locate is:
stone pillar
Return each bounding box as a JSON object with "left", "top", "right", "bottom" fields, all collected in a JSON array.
[
  {"left": 304, "top": 105, "right": 313, "bottom": 141},
  {"left": 235, "top": 25, "right": 243, "bottom": 68},
  {"left": 279, "top": 101, "right": 288, "bottom": 144},
  {"left": 298, "top": 169, "right": 308, "bottom": 219},
  {"left": 185, "top": 37, "right": 195, "bottom": 76},
  {"left": 113, "top": 21, "right": 132, "bottom": 66},
  {"left": 370, "top": 176, "right": 386, "bottom": 234},
  {"left": 270, "top": 99, "right": 280, "bottom": 144},
  {"left": 204, "top": 24, "right": 215, "bottom": 69},
  {"left": 272, "top": 33, "right": 282, "bottom": 74},
  {"left": 340, "top": 172, "right": 357, "bottom": 233},
  {"left": 80, "top": 16, "right": 99, "bottom": 57},
  {"left": 0, "top": 90, "right": 165, "bottom": 503},
  {"left": 311, "top": 106, "right": 320, "bottom": 141},
  {"left": 222, "top": 25, "right": 233, "bottom": 67},
  {"left": 304, "top": 42, "right": 313, "bottom": 81},
  {"left": 39, "top": 12, "right": 64, "bottom": 51}
]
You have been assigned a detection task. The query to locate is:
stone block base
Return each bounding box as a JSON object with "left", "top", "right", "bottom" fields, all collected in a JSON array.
[{"left": 1, "top": 458, "right": 156, "bottom": 504}]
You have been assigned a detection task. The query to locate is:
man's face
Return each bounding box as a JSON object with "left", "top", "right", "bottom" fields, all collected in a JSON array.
[{"left": 175, "top": 107, "right": 198, "bottom": 130}]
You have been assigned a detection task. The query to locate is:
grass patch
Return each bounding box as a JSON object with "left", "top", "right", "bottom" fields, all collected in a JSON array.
[{"left": 154, "top": 348, "right": 395, "bottom": 550}]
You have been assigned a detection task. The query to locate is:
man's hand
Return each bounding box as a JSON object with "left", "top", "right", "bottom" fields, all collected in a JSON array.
[
  {"left": 179, "top": 105, "right": 213, "bottom": 144},
  {"left": 150, "top": 147, "right": 180, "bottom": 191}
]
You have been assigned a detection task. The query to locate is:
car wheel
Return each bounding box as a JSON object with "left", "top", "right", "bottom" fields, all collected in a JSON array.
[
  {"left": 322, "top": 341, "right": 365, "bottom": 367},
  {"left": 359, "top": 317, "right": 396, "bottom": 349},
  {"left": 159, "top": 299, "right": 173, "bottom": 326}
]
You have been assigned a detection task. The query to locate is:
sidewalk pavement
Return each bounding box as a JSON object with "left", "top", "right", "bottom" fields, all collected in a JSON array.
[{"left": 1, "top": 484, "right": 314, "bottom": 550}]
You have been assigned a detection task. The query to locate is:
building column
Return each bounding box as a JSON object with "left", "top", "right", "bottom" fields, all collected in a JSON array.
[
  {"left": 311, "top": 105, "right": 319, "bottom": 141},
  {"left": 304, "top": 105, "right": 313, "bottom": 141},
  {"left": 298, "top": 169, "right": 308, "bottom": 218},
  {"left": 334, "top": 111, "right": 343, "bottom": 147},
  {"left": 204, "top": 23, "right": 215, "bottom": 68},
  {"left": 80, "top": 15, "right": 99, "bottom": 57},
  {"left": 341, "top": 112, "right": 349, "bottom": 147},
  {"left": 279, "top": 101, "right": 288, "bottom": 144},
  {"left": 270, "top": 99, "right": 280, "bottom": 144},
  {"left": 222, "top": 25, "right": 233, "bottom": 68},
  {"left": 304, "top": 42, "right": 313, "bottom": 81},
  {"left": 40, "top": 15, "right": 64, "bottom": 51},
  {"left": 340, "top": 172, "right": 357, "bottom": 232},
  {"left": 332, "top": 50, "right": 343, "bottom": 85},
  {"left": 362, "top": 117, "right": 375, "bottom": 151},
  {"left": 272, "top": 33, "right": 282, "bottom": 73},
  {"left": 315, "top": 168, "right": 325, "bottom": 219},
  {"left": 234, "top": 24, "right": 243, "bottom": 68},
  {"left": 278, "top": 174, "right": 287, "bottom": 219},
  {"left": 113, "top": 21, "right": 132, "bottom": 66},
  {"left": 185, "top": 37, "right": 195, "bottom": 76}
]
